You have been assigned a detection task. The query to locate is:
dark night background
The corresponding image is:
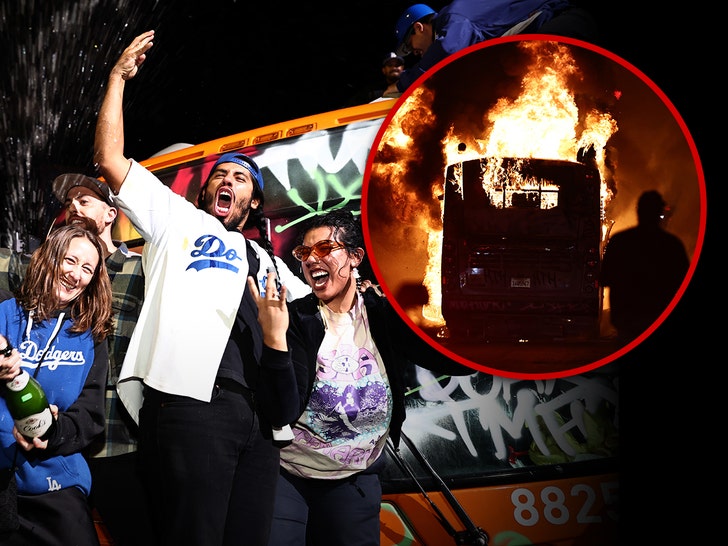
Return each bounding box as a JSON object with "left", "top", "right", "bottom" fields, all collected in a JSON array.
[{"left": 0, "top": 1, "right": 716, "bottom": 542}]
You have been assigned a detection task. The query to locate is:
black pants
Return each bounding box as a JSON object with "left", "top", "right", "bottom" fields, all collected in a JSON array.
[
  {"left": 4, "top": 487, "right": 99, "bottom": 546},
  {"left": 267, "top": 466, "right": 383, "bottom": 546},
  {"left": 140, "top": 382, "right": 280, "bottom": 546},
  {"left": 87, "top": 451, "right": 158, "bottom": 545}
]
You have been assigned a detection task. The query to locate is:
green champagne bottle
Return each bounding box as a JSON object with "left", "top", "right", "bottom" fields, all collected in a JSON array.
[{"left": 4, "top": 369, "right": 56, "bottom": 441}]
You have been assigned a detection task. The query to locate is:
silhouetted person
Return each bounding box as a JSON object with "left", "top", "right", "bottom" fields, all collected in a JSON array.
[{"left": 601, "top": 190, "right": 690, "bottom": 341}]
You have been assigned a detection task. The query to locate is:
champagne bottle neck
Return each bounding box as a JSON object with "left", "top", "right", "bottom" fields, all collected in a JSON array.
[{"left": 5, "top": 369, "right": 30, "bottom": 391}]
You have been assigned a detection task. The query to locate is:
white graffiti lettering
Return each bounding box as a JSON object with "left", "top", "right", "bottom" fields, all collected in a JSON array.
[{"left": 403, "top": 368, "right": 618, "bottom": 463}]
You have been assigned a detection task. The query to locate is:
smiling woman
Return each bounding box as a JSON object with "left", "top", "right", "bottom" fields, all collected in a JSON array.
[
  {"left": 256, "top": 208, "right": 473, "bottom": 546},
  {"left": 0, "top": 219, "right": 114, "bottom": 545},
  {"left": 57, "top": 234, "right": 101, "bottom": 305}
]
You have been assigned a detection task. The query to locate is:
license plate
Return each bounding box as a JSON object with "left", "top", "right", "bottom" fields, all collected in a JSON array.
[{"left": 511, "top": 277, "right": 531, "bottom": 288}]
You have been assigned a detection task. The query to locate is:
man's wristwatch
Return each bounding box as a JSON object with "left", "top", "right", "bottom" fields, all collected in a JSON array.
[{"left": 0, "top": 343, "right": 13, "bottom": 357}]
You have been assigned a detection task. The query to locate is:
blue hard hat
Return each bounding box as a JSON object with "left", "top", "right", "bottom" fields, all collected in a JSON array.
[{"left": 395, "top": 4, "right": 436, "bottom": 56}]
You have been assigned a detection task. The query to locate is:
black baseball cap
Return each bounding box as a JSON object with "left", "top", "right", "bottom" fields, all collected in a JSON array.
[{"left": 52, "top": 173, "right": 115, "bottom": 207}]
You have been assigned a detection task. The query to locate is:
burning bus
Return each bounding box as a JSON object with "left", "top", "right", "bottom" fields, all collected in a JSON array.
[{"left": 440, "top": 155, "right": 603, "bottom": 341}]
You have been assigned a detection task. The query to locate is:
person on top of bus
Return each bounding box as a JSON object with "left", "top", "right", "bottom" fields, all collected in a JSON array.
[{"left": 386, "top": 1, "right": 597, "bottom": 96}]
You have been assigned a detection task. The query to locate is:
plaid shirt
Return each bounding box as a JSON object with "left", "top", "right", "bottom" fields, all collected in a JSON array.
[{"left": 89, "top": 242, "right": 145, "bottom": 457}]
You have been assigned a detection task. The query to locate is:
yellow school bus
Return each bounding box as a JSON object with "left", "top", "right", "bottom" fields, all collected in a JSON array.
[{"left": 100, "top": 100, "right": 619, "bottom": 546}]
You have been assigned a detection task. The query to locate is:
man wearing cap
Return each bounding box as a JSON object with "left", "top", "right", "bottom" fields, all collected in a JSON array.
[
  {"left": 0, "top": 172, "right": 154, "bottom": 544},
  {"left": 52, "top": 173, "right": 118, "bottom": 253},
  {"left": 387, "top": 1, "right": 597, "bottom": 96},
  {"left": 379, "top": 51, "right": 405, "bottom": 100},
  {"left": 93, "top": 30, "right": 303, "bottom": 546},
  {"left": 347, "top": 51, "right": 405, "bottom": 105}
]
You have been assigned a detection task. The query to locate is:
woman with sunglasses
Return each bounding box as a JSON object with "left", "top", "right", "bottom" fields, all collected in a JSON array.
[{"left": 252, "top": 208, "right": 468, "bottom": 546}]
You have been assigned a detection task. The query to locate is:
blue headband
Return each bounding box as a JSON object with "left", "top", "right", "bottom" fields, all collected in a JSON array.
[{"left": 210, "top": 152, "right": 264, "bottom": 190}]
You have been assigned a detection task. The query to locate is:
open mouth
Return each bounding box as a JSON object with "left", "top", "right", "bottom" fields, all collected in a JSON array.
[
  {"left": 214, "top": 187, "right": 234, "bottom": 216},
  {"left": 310, "top": 268, "right": 329, "bottom": 289},
  {"left": 60, "top": 276, "right": 77, "bottom": 293}
]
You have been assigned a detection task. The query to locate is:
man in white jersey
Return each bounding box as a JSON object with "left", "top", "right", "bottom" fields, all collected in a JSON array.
[{"left": 93, "top": 30, "right": 304, "bottom": 546}]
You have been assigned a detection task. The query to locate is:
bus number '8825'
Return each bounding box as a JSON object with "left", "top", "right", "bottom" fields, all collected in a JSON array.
[{"left": 511, "top": 481, "right": 618, "bottom": 526}]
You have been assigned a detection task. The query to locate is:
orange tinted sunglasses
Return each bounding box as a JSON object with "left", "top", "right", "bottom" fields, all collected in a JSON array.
[{"left": 292, "top": 240, "right": 346, "bottom": 261}]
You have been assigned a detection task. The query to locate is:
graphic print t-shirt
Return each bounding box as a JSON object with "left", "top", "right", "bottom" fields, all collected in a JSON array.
[{"left": 281, "top": 296, "right": 392, "bottom": 479}]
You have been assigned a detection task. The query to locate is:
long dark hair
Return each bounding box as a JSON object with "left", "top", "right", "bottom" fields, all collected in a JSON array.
[{"left": 17, "top": 218, "right": 114, "bottom": 340}]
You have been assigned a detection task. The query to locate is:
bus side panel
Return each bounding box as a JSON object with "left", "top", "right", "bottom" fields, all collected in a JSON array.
[
  {"left": 381, "top": 472, "right": 619, "bottom": 546},
  {"left": 379, "top": 363, "right": 619, "bottom": 545}
]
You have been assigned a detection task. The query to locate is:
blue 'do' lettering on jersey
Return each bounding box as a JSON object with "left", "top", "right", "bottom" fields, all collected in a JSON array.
[{"left": 186, "top": 234, "right": 243, "bottom": 273}]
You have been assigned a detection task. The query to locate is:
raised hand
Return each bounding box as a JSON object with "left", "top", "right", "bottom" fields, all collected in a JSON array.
[
  {"left": 247, "top": 272, "right": 289, "bottom": 351},
  {"left": 113, "top": 30, "right": 155, "bottom": 81}
]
